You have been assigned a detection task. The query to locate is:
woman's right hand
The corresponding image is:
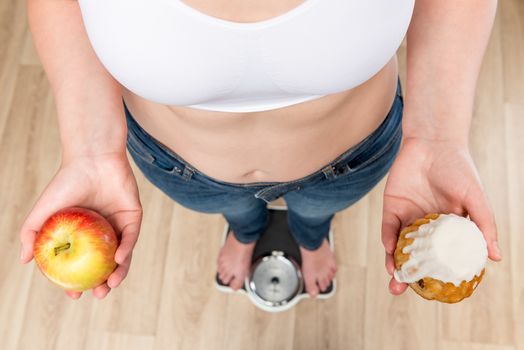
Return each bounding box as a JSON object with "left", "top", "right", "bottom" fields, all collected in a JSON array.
[{"left": 19, "top": 152, "right": 143, "bottom": 300}]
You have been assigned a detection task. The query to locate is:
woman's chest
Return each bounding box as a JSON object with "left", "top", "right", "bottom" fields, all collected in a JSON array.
[{"left": 78, "top": 0, "right": 414, "bottom": 111}]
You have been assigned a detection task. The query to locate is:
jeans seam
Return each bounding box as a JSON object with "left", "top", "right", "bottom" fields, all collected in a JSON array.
[
  {"left": 127, "top": 132, "right": 155, "bottom": 164},
  {"left": 126, "top": 113, "right": 196, "bottom": 181},
  {"left": 128, "top": 131, "right": 196, "bottom": 180},
  {"left": 345, "top": 122, "right": 402, "bottom": 174}
]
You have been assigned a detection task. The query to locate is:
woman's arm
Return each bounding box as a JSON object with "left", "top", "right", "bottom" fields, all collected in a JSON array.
[
  {"left": 21, "top": 0, "right": 142, "bottom": 299},
  {"left": 381, "top": 0, "right": 501, "bottom": 295},
  {"left": 402, "top": 0, "right": 498, "bottom": 145},
  {"left": 27, "top": 0, "right": 126, "bottom": 161}
]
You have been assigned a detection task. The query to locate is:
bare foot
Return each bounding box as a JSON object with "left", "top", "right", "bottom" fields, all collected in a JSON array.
[
  {"left": 217, "top": 230, "right": 256, "bottom": 291},
  {"left": 299, "top": 238, "right": 337, "bottom": 297}
]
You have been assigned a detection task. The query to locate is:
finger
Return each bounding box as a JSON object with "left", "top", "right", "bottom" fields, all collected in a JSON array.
[
  {"left": 92, "top": 283, "right": 111, "bottom": 299},
  {"left": 464, "top": 185, "right": 501, "bottom": 261},
  {"left": 113, "top": 219, "right": 141, "bottom": 265},
  {"left": 19, "top": 189, "right": 78, "bottom": 264},
  {"left": 107, "top": 252, "right": 133, "bottom": 289},
  {"left": 449, "top": 206, "right": 468, "bottom": 217},
  {"left": 19, "top": 229, "right": 37, "bottom": 264},
  {"left": 385, "top": 253, "right": 395, "bottom": 276},
  {"left": 381, "top": 210, "right": 401, "bottom": 257},
  {"left": 388, "top": 277, "right": 408, "bottom": 295},
  {"left": 66, "top": 290, "right": 82, "bottom": 299}
]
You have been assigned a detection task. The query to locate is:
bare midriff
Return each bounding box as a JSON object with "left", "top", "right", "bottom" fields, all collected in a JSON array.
[{"left": 121, "top": 1, "right": 400, "bottom": 184}]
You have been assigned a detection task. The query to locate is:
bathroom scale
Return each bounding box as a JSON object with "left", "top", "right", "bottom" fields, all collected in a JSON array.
[{"left": 215, "top": 203, "right": 336, "bottom": 313}]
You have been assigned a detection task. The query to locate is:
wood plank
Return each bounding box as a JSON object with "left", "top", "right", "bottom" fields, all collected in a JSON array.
[
  {"left": 0, "top": 0, "right": 27, "bottom": 135},
  {"left": 363, "top": 183, "right": 439, "bottom": 350},
  {"left": 500, "top": 0, "right": 524, "bottom": 104},
  {"left": 0, "top": 64, "right": 59, "bottom": 350},
  {"left": 440, "top": 6, "right": 514, "bottom": 344},
  {"left": 87, "top": 186, "right": 173, "bottom": 335},
  {"left": 505, "top": 103, "right": 524, "bottom": 350},
  {"left": 84, "top": 331, "right": 155, "bottom": 350},
  {"left": 20, "top": 28, "right": 42, "bottom": 66},
  {"left": 154, "top": 208, "right": 228, "bottom": 350},
  {"left": 293, "top": 265, "right": 366, "bottom": 350},
  {"left": 439, "top": 340, "right": 515, "bottom": 350}
]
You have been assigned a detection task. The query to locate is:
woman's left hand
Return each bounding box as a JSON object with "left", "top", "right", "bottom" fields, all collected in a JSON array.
[{"left": 381, "top": 137, "right": 502, "bottom": 295}]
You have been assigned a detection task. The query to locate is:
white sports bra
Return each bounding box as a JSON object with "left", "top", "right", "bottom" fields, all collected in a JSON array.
[{"left": 78, "top": 0, "right": 415, "bottom": 112}]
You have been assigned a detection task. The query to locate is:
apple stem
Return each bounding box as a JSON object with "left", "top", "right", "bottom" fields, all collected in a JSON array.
[{"left": 54, "top": 243, "right": 71, "bottom": 256}]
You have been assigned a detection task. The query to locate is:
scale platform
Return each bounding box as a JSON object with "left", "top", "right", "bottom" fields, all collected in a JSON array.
[{"left": 215, "top": 204, "right": 336, "bottom": 312}]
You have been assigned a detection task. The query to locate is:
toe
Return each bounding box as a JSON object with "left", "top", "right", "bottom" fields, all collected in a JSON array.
[
  {"left": 222, "top": 273, "right": 233, "bottom": 285},
  {"left": 304, "top": 276, "right": 319, "bottom": 297},
  {"left": 217, "top": 263, "right": 225, "bottom": 275},
  {"left": 230, "top": 276, "right": 244, "bottom": 291},
  {"left": 320, "top": 277, "right": 332, "bottom": 292},
  {"left": 318, "top": 280, "right": 327, "bottom": 292}
]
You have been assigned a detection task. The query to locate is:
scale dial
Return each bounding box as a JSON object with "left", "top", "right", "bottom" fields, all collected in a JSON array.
[{"left": 246, "top": 251, "right": 303, "bottom": 307}]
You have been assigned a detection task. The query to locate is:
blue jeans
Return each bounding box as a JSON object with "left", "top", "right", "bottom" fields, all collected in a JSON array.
[{"left": 124, "top": 80, "right": 403, "bottom": 251}]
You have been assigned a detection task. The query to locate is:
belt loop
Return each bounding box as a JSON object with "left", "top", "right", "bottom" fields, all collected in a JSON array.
[
  {"left": 182, "top": 165, "right": 194, "bottom": 180},
  {"left": 254, "top": 189, "right": 273, "bottom": 203},
  {"left": 322, "top": 165, "right": 336, "bottom": 180}
]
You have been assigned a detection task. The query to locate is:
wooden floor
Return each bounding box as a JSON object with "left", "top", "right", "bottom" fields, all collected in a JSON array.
[{"left": 1, "top": 1, "right": 523, "bottom": 349}]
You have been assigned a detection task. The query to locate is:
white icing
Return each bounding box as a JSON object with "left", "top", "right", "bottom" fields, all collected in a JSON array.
[{"left": 393, "top": 214, "right": 487, "bottom": 287}]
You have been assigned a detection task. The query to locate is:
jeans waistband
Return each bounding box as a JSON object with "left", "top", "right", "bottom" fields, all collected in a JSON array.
[
  {"left": 319, "top": 78, "right": 402, "bottom": 179},
  {"left": 124, "top": 77, "right": 403, "bottom": 199}
]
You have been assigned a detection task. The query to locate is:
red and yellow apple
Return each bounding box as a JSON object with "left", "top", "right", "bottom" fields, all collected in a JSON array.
[{"left": 33, "top": 207, "right": 118, "bottom": 292}]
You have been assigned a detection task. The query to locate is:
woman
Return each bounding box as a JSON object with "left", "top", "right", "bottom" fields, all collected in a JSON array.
[{"left": 20, "top": 0, "right": 502, "bottom": 300}]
